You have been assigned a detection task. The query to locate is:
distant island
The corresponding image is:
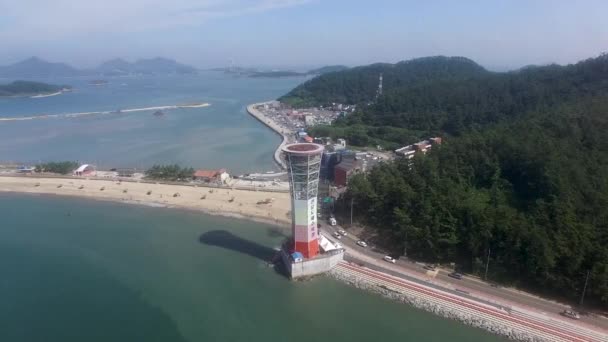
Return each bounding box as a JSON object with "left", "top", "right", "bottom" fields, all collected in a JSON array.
[
  {"left": 0, "top": 80, "right": 71, "bottom": 98},
  {"left": 214, "top": 65, "right": 349, "bottom": 78},
  {"left": 0, "top": 56, "right": 199, "bottom": 78},
  {"left": 249, "top": 70, "right": 306, "bottom": 78},
  {"left": 95, "top": 57, "right": 198, "bottom": 76},
  {"left": 306, "top": 65, "right": 349, "bottom": 74},
  {"left": 89, "top": 80, "right": 109, "bottom": 86}
]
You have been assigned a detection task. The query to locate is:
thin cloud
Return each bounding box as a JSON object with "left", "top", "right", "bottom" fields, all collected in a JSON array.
[{"left": 0, "top": 0, "right": 313, "bottom": 39}]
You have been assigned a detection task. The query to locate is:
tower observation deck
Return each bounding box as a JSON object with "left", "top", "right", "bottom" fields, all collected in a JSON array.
[{"left": 282, "top": 143, "right": 324, "bottom": 259}]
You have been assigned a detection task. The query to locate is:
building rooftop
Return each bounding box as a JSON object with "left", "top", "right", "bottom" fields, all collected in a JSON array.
[
  {"left": 282, "top": 143, "right": 324, "bottom": 155},
  {"left": 335, "top": 158, "right": 360, "bottom": 172},
  {"left": 193, "top": 169, "right": 226, "bottom": 178}
]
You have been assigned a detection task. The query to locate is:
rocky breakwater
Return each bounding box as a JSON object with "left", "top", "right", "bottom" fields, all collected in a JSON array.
[
  {"left": 246, "top": 102, "right": 288, "bottom": 169},
  {"left": 329, "top": 262, "right": 587, "bottom": 342}
]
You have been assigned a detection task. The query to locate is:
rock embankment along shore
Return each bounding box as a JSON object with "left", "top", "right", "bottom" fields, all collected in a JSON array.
[
  {"left": 246, "top": 102, "right": 288, "bottom": 170},
  {"left": 329, "top": 262, "right": 606, "bottom": 342}
]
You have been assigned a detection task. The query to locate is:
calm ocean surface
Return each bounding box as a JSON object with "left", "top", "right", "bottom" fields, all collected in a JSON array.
[
  {"left": 0, "top": 194, "right": 504, "bottom": 342},
  {"left": 0, "top": 72, "right": 304, "bottom": 174},
  {"left": 0, "top": 74, "right": 504, "bottom": 341}
]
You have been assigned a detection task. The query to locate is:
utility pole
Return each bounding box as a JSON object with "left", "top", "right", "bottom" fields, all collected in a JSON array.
[
  {"left": 580, "top": 269, "right": 590, "bottom": 307},
  {"left": 484, "top": 247, "right": 491, "bottom": 280},
  {"left": 403, "top": 229, "right": 408, "bottom": 257},
  {"left": 350, "top": 197, "right": 354, "bottom": 227}
]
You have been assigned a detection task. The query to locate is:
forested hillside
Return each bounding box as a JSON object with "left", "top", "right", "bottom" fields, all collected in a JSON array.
[
  {"left": 284, "top": 54, "right": 608, "bottom": 308},
  {"left": 280, "top": 56, "right": 488, "bottom": 107},
  {"left": 286, "top": 54, "right": 608, "bottom": 150}
]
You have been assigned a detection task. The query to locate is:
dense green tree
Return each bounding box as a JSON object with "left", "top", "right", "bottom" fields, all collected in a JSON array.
[
  {"left": 35, "top": 161, "right": 79, "bottom": 174},
  {"left": 286, "top": 54, "right": 608, "bottom": 308},
  {"left": 145, "top": 164, "right": 194, "bottom": 181}
]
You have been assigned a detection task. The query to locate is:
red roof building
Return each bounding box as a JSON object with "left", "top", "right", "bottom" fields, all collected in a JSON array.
[
  {"left": 193, "top": 169, "right": 229, "bottom": 183},
  {"left": 334, "top": 159, "right": 361, "bottom": 187}
]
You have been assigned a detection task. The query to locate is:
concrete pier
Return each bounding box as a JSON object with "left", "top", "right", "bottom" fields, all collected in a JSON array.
[
  {"left": 281, "top": 249, "right": 344, "bottom": 279},
  {"left": 246, "top": 102, "right": 289, "bottom": 170}
]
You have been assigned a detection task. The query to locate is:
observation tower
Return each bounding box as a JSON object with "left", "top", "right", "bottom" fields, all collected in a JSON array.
[{"left": 282, "top": 143, "right": 324, "bottom": 259}]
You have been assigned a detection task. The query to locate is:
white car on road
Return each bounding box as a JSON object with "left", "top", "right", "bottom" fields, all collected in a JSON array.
[
  {"left": 356, "top": 240, "right": 368, "bottom": 247},
  {"left": 329, "top": 217, "right": 337, "bottom": 226},
  {"left": 383, "top": 256, "right": 396, "bottom": 263},
  {"left": 338, "top": 229, "right": 347, "bottom": 236},
  {"left": 332, "top": 232, "right": 342, "bottom": 239}
]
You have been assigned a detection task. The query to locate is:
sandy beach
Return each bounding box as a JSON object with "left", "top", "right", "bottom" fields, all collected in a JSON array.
[
  {"left": 30, "top": 91, "right": 63, "bottom": 98},
  {"left": 0, "top": 176, "right": 290, "bottom": 226}
]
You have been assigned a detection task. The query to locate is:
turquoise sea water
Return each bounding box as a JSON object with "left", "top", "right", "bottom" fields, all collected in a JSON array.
[
  {"left": 0, "top": 73, "right": 304, "bottom": 174},
  {"left": 1, "top": 74, "right": 505, "bottom": 341},
  {"left": 0, "top": 194, "right": 504, "bottom": 342}
]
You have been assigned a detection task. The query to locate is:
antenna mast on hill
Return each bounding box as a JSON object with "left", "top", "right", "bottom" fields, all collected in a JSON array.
[{"left": 376, "top": 73, "right": 383, "bottom": 99}]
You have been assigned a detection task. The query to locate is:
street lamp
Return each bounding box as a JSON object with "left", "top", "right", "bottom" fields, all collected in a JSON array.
[
  {"left": 350, "top": 196, "right": 354, "bottom": 227},
  {"left": 484, "top": 247, "right": 491, "bottom": 281},
  {"left": 580, "top": 269, "right": 590, "bottom": 307}
]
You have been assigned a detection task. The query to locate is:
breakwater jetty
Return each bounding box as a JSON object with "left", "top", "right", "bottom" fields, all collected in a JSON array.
[
  {"left": 330, "top": 262, "right": 607, "bottom": 342},
  {"left": 246, "top": 102, "right": 289, "bottom": 169},
  {"left": 0, "top": 103, "right": 210, "bottom": 122}
]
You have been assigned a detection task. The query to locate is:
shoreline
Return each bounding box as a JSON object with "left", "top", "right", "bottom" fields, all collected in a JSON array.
[
  {"left": 0, "top": 90, "right": 64, "bottom": 99},
  {"left": 30, "top": 91, "right": 63, "bottom": 98},
  {"left": 0, "top": 102, "right": 211, "bottom": 122},
  {"left": 0, "top": 176, "right": 290, "bottom": 227},
  {"left": 330, "top": 262, "right": 607, "bottom": 342},
  {"left": 246, "top": 102, "right": 289, "bottom": 169}
]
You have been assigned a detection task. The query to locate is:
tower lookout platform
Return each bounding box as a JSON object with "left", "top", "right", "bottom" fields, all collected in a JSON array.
[{"left": 280, "top": 143, "right": 344, "bottom": 279}]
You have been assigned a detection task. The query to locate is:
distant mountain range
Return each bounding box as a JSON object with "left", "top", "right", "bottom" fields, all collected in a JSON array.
[
  {"left": 0, "top": 57, "right": 349, "bottom": 79},
  {"left": 95, "top": 58, "right": 198, "bottom": 76},
  {"left": 214, "top": 65, "right": 350, "bottom": 78},
  {"left": 0, "top": 57, "right": 199, "bottom": 78}
]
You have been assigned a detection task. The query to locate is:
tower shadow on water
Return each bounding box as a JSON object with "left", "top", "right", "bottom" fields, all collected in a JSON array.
[{"left": 199, "top": 230, "right": 287, "bottom": 276}]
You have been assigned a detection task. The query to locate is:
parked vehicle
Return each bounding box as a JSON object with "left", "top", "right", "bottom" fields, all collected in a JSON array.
[
  {"left": 448, "top": 272, "right": 463, "bottom": 280},
  {"left": 329, "top": 217, "right": 337, "bottom": 226},
  {"left": 560, "top": 310, "right": 580, "bottom": 320},
  {"left": 356, "top": 240, "right": 368, "bottom": 247},
  {"left": 423, "top": 264, "right": 437, "bottom": 271},
  {"left": 383, "top": 256, "right": 396, "bottom": 263}
]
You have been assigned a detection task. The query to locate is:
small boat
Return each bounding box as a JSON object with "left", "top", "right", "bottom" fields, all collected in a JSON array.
[{"left": 153, "top": 110, "right": 165, "bottom": 117}]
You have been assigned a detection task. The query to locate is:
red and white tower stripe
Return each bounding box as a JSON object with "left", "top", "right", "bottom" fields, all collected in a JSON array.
[{"left": 282, "top": 143, "right": 324, "bottom": 259}]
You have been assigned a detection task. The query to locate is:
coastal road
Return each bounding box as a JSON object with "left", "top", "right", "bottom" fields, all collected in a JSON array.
[{"left": 321, "top": 224, "right": 608, "bottom": 332}]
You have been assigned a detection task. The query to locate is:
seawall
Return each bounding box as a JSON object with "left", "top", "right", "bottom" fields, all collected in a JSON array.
[
  {"left": 330, "top": 262, "right": 606, "bottom": 342},
  {"left": 281, "top": 249, "right": 344, "bottom": 279},
  {"left": 246, "top": 102, "right": 288, "bottom": 170}
]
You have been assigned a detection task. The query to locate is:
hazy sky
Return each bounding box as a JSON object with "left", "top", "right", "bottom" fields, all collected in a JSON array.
[{"left": 1, "top": 0, "right": 606, "bottom": 70}]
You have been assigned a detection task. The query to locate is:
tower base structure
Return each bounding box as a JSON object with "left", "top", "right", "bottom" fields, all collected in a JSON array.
[{"left": 280, "top": 248, "right": 343, "bottom": 280}]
